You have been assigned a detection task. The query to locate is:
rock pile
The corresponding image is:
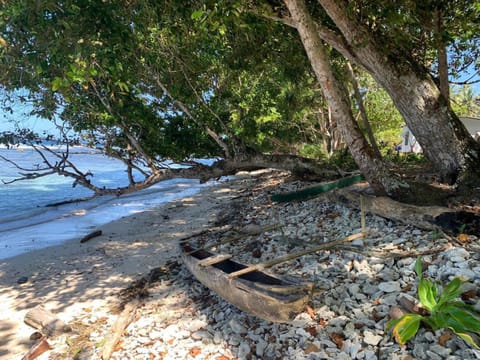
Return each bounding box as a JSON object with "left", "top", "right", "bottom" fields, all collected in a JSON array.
[{"left": 51, "top": 172, "right": 480, "bottom": 359}]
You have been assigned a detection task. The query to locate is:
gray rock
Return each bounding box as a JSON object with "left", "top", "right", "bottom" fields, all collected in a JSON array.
[
  {"left": 328, "top": 316, "right": 348, "bottom": 328},
  {"left": 237, "top": 341, "right": 251, "bottom": 359},
  {"left": 343, "top": 322, "right": 356, "bottom": 339},
  {"left": 378, "top": 281, "right": 401, "bottom": 293},
  {"left": 191, "top": 330, "right": 211, "bottom": 341},
  {"left": 255, "top": 339, "right": 268, "bottom": 357},
  {"left": 413, "top": 342, "right": 429, "bottom": 358},
  {"left": 336, "top": 352, "right": 352, "bottom": 360},
  {"left": 429, "top": 344, "right": 452, "bottom": 357},
  {"left": 349, "top": 283, "right": 361, "bottom": 296},
  {"left": 447, "top": 247, "right": 470, "bottom": 262},
  {"left": 213, "top": 331, "right": 223, "bottom": 344},
  {"left": 352, "top": 238, "right": 364, "bottom": 247},
  {"left": 350, "top": 342, "right": 362, "bottom": 358},
  {"left": 228, "top": 318, "right": 247, "bottom": 334},
  {"left": 454, "top": 268, "right": 476, "bottom": 280},
  {"left": 17, "top": 276, "right": 28, "bottom": 284},
  {"left": 425, "top": 350, "right": 442, "bottom": 360},
  {"left": 363, "top": 330, "right": 382, "bottom": 346},
  {"left": 362, "top": 282, "right": 379, "bottom": 295},
  {"left": 228, "top": 335, "right": 241, "bottom": 346}
]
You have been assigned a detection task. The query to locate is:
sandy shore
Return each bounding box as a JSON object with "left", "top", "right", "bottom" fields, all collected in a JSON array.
[{"left": 0, "top": 175, "right": 246, "bottom": 359}]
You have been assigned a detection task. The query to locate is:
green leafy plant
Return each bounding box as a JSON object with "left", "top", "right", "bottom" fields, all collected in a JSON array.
[
  {"left": 387, "top": 257, "right": 480, "bottom": 348},
  {"left": 428, "top": 230, "right": 443, "bottom": 240}
]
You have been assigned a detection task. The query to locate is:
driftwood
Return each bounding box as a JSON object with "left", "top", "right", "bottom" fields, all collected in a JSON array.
[
  {"left": 101, "top": 264, "right": 175, "bottom": 359},
  {"left": 338, "top": 244, "right": 451, "bottom": 259},
  {"left": 101, "top": 300, "right": 139, "bottom": 360},
  {"left": 21, "top": 336, "right": 50, "bottom": 360},
  {"left": 24, "top": 306, "right": 71, "bottom": 337},
  {"left": 332, "top": 188, "right": 480, "bottom": 235},
  {"left": 22, "top": 306, "right": 71, "bottom": 360},
  {"left": 80, "top": 230, "right": 102, "bottom": 243},
  {"left": 227, "top": 232, "right": 366, "bottom": 279}
]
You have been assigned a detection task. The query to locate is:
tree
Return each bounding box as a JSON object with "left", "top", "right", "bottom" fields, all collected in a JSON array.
[
  {"left": 451, "top": 85, "right": 480, "bottom": 118},
  {"left": 283, "top": 0, "right": 406, "bottom": 196},
  {"left": 266, "top": 0, "right": 480, "bottom": 186},
  {"left": 0, "top": 0, "right": 345, "bottom": 194},
  {"left": 1, "top": 0, "right": 479, "bottom": 199}
]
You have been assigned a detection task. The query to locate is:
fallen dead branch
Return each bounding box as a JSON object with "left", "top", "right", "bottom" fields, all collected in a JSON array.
[
  {"left": 101, "top": 301, "right": 139, "bottom": 360},
  {"left": 21, "top": 336, "right": 50, "bottom": 360},
  {"left": 331, "top": 187, "right": 480, "bottom": 235},
  {"left": 337, "top": 244, "right": 452, "bottom": 259},
  {"left": 80, "top": 230, "right": 102, "bottom": 243},
  {"left": 101, "top": 262, "right": 178, "bottom": 360}
]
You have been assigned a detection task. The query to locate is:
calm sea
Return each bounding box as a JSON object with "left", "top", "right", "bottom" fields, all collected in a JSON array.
[{"left": 0, "top": 146, "right": 210, "bottom": 259}]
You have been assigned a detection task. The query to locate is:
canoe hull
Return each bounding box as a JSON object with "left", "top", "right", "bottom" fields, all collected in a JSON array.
[{"left": 180, "top": 243, "right": 312, "bottom": 323}]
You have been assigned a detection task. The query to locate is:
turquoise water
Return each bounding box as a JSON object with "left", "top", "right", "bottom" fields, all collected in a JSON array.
[{"left": 0, "top": 146, "right": 210, "bottom": 259}]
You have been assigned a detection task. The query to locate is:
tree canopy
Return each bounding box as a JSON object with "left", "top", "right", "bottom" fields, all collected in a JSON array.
[{"left": 0, "top": 0, "right": 479, "bottom": 198}]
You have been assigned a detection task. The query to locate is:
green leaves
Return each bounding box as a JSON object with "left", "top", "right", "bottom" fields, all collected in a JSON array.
[
  {"left": 387, "top": 257, "right": 480, "bottom": 348},
  {"left": 442, "top": 305, "right": 480, "bottom": 349},
  {"left": 414, "top": 256, "right": 423, "bottom": 277},
  {"left": 417, "top": 276, "right": 438, "bottom": 312},
  {"left": 387, "top": 314, "right": 422, "bottom": 345},
  {"left": 437, "top": 277, "right": 466, "bottom": 307},
  {"left": 191, "top": 9, "right": 206, "bottom": 21}
]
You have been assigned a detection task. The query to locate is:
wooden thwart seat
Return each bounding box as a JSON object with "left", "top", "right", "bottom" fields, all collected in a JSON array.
[{"left": 198, "top": 254, "right": 232, "bottom": 267}]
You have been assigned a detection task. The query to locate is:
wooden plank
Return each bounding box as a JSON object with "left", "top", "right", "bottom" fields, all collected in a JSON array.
[
  {"left": 227, "top": 232, "right": 365, "bottom": 279},
  {"left": 253, "top": 282, "right": 313, "bottom": 294},
  {"left": 198, "top": 254, "right": 232, "bottom": 267}
]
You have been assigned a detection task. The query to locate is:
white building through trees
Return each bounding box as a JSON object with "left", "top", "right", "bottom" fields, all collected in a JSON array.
[{"left": 397, "top": 117, "right": 480, "bottom": 153}]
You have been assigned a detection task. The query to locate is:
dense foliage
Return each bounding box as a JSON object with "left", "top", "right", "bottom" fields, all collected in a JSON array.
[{"left": 0, "top": 0, "right": 479, "bottom": 192}]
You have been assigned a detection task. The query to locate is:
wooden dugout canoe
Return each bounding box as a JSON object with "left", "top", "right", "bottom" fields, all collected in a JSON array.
[{"left": 180, "top": 242, "right": 313, "bottom": 323}]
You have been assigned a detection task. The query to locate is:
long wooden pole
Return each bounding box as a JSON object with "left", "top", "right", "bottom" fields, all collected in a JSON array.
[{"left": 227, "top": 232, "right": 366, "bottom": 279}]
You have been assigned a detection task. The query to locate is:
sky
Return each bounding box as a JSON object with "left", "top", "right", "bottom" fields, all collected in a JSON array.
[
  {"left": 0, "top": 94, "right": 60, "bottom": 135},
  {"left": 0, "top": 114, "right": 59, "bottom": 134}
]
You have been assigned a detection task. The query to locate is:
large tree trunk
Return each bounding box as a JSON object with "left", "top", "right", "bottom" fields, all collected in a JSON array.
[
  {"left": 316, "top": 0, "right": 480, "bottom": 186},
  {"left": 283, "top": 0, "right": 406, "bottom": 196}
]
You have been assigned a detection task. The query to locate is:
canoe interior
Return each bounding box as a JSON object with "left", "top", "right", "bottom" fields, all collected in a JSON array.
[{"left": 182, "top": 243, "right": 289, "bottom": 286}]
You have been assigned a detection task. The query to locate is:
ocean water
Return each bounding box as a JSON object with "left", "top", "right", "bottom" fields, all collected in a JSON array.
[{"left": 0, "top": 146, "right": 212, "bottom": 260}]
